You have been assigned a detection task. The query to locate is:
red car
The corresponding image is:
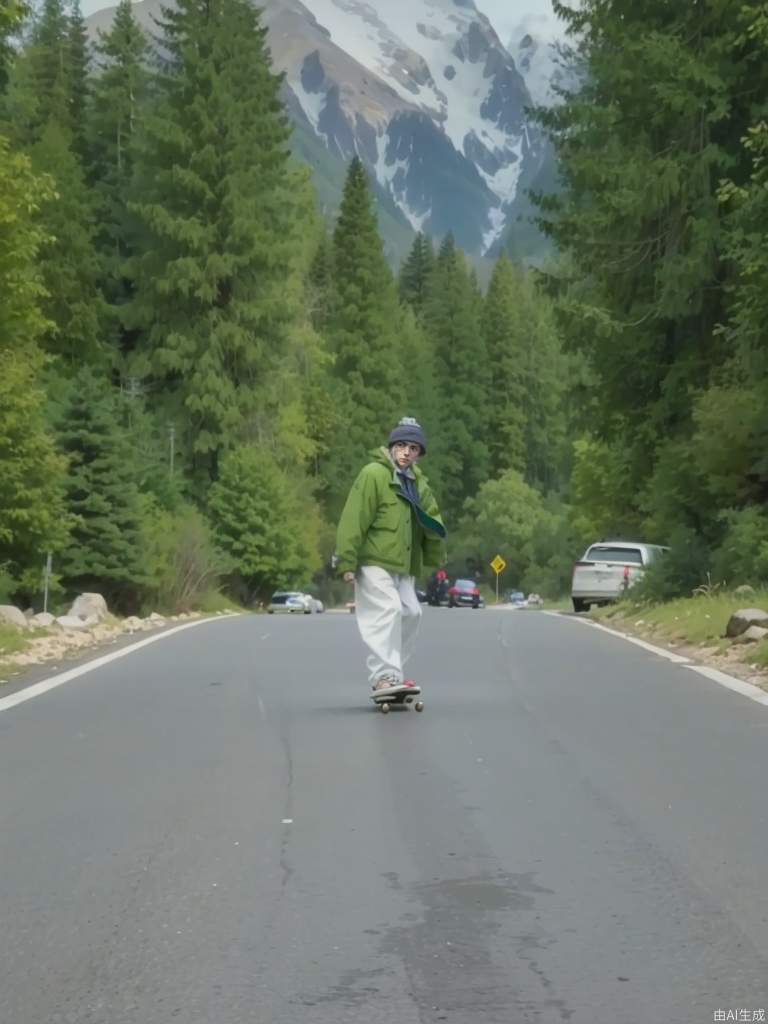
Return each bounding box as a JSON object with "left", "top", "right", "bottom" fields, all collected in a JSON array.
[{"left": 448, "top": 578, "right": 481, "bottom": 608}]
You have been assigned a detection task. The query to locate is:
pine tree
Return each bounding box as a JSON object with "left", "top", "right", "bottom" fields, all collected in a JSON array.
[
  {"left": 129, "top": 0, "right": 301, "bottom": 480},
  {"left": 0, "top": 0, "right": 27, "bottom": 93},
  {"left": 3, "top": 0, "right": 106, "bottom": 369},
  {"left": 56, "top": 368, "right": 148, "bottom": 609},
  {"left": 483, "top": 254, "right": 565, "bottom": 489},
  {"left": 0, "top": 137, "right": 69, "bottom": 590},
  {"left": 398, "top": 232, "right": 435, "bottom": 319},
  {"left": 22, "top": 0, "right": 70, "bottom": 140},
  {"left": 66, "top": 0, "right": 90, "bottom": 161},
  {"left": 323, "top": 157, "right": 403, "bottom": 506},
  {"left": 537, "top": 0, "right": 754, "bottom": 536},
  {"left": 88, "top": 0, "right": 150, "bottom": 348},
  {"left": 30, "top": 118, "right": 106, "bottom": 367},
  {"left": 423, "top": 234, "right": 491, "bottom": 520},
  {"left": 207, "top": 445, "right": 312, "bottom": 601}
]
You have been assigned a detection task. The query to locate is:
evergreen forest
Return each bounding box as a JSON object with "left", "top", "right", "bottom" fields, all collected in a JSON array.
[{"left": 1, "top": 0, "right": 767, "bottom": 613}]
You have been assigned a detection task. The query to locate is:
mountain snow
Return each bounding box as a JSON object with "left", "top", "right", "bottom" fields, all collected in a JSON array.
[
  {"left": 85, "top": 0, "right": 560, "bottom": 257},
  {"left": 297, "top": 0, "right": 535, "bottom": 248}
]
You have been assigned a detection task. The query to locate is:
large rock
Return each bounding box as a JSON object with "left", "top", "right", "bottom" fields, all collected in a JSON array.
[
  {"left": 55, "top": 615, "right": 96, "bottom": 631},
  {"left": 726, "top": 608, "right": 768, "bottom": 638},
  {"left": 733, "top": 625, "right": 768, "bottom": 645},
  {"left": 67, "top": 593, "right": 109, "bottom": 623},
  {"left": 0, "top": 605, "right": 29, "bottom": 629},
  {"left": 30, "top": 612, "right": 56, "bottom": 628}
]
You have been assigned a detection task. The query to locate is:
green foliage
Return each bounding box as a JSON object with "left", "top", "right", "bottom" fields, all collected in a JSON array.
[
  {"left": 56, "top": 368, "right": 148, "bottom": 609},
  {"left": 0, "top": 135, "right": 53, "bottom": 353},
  {"left": 0, "top": 349, "right": 70, "bottom": 584},
  {"left": 207, "top": 445, "right": 315, "bottom": 601},
  {"left": 139, "top": 500, "right": 226, "bottom": 613},
  {"left": 423, "top": 234, "right": 491, "bottom": 521},
  {"left": 455, "top": 470, "right": 555, "bottom": 589},
  {"left": 398, "top": 232, "right": 435, "bottom": 319},
  {"left": 0, "top": 0, "right": 28, "bottom": 92},
  {"left": 87, "top": 0, "right": 149, "bottom": 337},
  {"left": 711, "top": 508, "right": 768, "bottom": 588},
  {"left": 322, "top": 157, "right": 403, "bottom": 508},
  {"left": 630, "top": 527, "right": 711, "bottom": 605},
  {"left": 29, "top": 119, "right": 106, "bottom": 367},
  {"left": 483, "top": 254, "right": 566, "bottom": 488},
  {"left": 129, "top": 0, "right": 301, "bottom": 479}
]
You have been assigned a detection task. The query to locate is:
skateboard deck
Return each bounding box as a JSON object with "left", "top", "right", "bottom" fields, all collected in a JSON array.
[{"left": 370, "top": 685, "right": 424, "bottom": 713}]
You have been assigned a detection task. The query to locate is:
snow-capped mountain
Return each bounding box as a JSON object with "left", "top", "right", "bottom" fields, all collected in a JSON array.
[
  {"left": 87, "top": 0, "right": 556, "bottom": 259},
  {"left": 508, "top": 13, "right": 579, "bottom": 108},
  {"left": 283, "top": 0, "right": 547, "bottom": 254}
]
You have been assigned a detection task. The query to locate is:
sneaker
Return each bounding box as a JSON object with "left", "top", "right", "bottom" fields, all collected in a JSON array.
[{"left": 372, "top": 675, "right": 401, "bottom": 692}]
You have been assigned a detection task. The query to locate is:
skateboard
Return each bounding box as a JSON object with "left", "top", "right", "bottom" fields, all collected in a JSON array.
[{"left": 370, "top": 685, "right": 424, "bottom": 714}]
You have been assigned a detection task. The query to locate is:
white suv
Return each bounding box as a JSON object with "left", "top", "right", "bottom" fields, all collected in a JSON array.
[{"left": 571, "top": 541, "right": 668, "bottom": 612}]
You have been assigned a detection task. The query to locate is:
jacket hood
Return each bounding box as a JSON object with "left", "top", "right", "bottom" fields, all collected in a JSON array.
[{"left": 370, "top": 446, "right": 423, "bottom": 481}]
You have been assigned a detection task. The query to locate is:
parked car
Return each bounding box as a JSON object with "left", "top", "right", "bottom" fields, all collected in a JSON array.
[
  {"left": 267, "top": 591, "right": 313, "bottom": 614},
  {"left": 506, "top": 590, "right": 526, "bottom": 607},
  {"left": 527, "top": 593, "right": 544, "bottom": 607},
  {"left": 448, "top": 578, "right": 481, "bottom": 608},
  {"left": 571, "top": 541, "right": 668, "bottom": 612},
  {"left": 306, "top": 595, "right": 325, "bottom": 613}
]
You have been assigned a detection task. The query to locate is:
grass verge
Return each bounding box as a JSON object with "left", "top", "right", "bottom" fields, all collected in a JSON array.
[{"left": 592, "top": 590, "right": 768, "bottom": 667}]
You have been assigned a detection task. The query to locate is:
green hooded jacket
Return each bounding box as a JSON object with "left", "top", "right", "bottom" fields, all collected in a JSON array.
[{"left": 335, "top": 447, "right": 447, "bottom": 577}]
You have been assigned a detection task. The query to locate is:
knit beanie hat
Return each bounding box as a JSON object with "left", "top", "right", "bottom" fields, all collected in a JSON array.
[{"left": 388, "top": 416, "right": 427, "bottom": 454}]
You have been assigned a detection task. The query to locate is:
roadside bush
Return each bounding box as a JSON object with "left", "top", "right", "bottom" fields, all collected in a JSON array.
[
  {"left": 140, "top": 501, "right": 227, "bottom": 614},
  {"left": 710, "top": 507, "right": 768, "bottom": 587},
  {"left": 630, "top": 526, "right": 711, "bottom": 603}
]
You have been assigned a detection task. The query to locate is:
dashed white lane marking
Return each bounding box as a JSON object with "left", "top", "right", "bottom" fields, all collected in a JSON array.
[
  {"left": 542, "top": 611, "right": 768, "bottom": 707},
  {"left": 0, "top": 616, "right": 241, "bottom": 714}
]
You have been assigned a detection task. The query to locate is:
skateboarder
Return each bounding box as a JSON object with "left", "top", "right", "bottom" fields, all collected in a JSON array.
[{"left": 334, "top": 417, "right": 447, "bottom": 696}]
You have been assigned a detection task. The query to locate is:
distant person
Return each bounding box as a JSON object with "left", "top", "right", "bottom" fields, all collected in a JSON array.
[{"left": 335, "top": 417, "right": 446, "bottom": 696}]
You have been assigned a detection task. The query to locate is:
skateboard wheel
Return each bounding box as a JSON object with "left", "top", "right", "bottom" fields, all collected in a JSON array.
[
  {"left": 415, "top": 701, "right": 424, "bottom": 712},
  {"left": 380, "top": 702, "right": 390, "bottom": 714}
]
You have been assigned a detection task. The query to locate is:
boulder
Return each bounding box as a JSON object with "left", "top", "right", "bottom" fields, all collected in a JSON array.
[
  {"left": 734, "top": 584, "right": 756, "bottom": 598},
  {"left": 67, "top": 593, "right": 109, "bottom": 623},
  {"left": 0, "top": 605, "right": 29, "bottom": 629},
  {"left": 733, "top": 625, "right": 768, "bottom": 645},
  {"left": 55, "top": 615, "right": 96, "bottom": 631},
  {"left": 726, "top": 608, "right": 768, "bottom": 638},
  {"left": 30, "top": 612, "right": 56, "bottom": 628},
  {"left": 122, "top": 616, "right": 144, "bottom": 633}
]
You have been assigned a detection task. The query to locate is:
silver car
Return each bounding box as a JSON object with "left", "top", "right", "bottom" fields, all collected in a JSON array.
[
  {"left": 571, "top": 541, "right": 668, "bottom": 612},
  {"left": 267, "top": 591, "right": 313, "bottom": 614}
]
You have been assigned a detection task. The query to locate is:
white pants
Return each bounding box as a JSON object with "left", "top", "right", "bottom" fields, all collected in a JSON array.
[{"left": 354, "top": 566, "right": 422, "bottom": 685}]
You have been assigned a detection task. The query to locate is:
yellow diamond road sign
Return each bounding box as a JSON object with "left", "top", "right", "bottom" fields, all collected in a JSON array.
[{"left": 490, "top": 555, "right": 506, "bottom": 575}]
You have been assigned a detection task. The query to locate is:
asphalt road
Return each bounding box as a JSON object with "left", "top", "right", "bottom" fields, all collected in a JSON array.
[{"left": 1, "top": 608, "right": 767, "bottom": 1024}]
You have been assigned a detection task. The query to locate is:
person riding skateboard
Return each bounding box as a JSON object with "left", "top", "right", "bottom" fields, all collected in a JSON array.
[{"left": 334, "top": 417, "right": 447, "bottom": 695}]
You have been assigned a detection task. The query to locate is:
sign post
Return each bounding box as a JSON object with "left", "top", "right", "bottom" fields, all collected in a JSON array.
[{"left": 490, "top": 554, "right": 507, "bottom": 605}]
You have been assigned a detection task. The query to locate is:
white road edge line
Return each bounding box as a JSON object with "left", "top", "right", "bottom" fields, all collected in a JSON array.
[
  {"left": 543, "top": 611, "right": 768, "bottom": 707},
  {"left": 0, "top": 615, "right": 241, "bottom": 714}
]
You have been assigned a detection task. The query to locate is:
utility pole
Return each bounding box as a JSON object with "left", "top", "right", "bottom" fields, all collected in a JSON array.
[{"left": 42, "top": 552, "right": 52, "bottom": 614}]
